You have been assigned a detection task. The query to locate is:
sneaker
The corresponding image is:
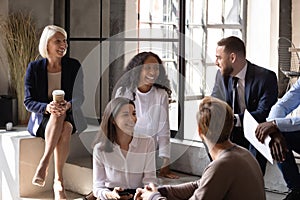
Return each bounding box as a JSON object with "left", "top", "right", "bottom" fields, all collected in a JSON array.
[{"left": 284, "top": 189, "right": 300, "bottom": 200}]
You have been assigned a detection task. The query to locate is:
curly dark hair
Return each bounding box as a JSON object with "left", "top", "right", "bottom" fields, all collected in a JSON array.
[{"left": 114, "top": 52, "right": 172, "bottom": 100}]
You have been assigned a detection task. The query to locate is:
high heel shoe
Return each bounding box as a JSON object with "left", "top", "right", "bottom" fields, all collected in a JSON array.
[
  {"left": 32, "top": 165, "right": 48, "bottom": 187},
  {"left": 32, "top": 175, "right": 45, "bottom": 187},
  {"left": 53, "top": 181, "right": 67, "bottom": 200}
]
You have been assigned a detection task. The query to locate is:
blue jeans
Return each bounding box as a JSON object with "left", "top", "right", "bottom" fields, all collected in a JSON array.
[{"left": 278, "top": 131, "right": 300, "bottom": 190}]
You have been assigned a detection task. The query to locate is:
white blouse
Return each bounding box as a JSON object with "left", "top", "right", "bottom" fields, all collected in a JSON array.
[{"left": 93, "top": 136, "right": 157, "bottom": 200}]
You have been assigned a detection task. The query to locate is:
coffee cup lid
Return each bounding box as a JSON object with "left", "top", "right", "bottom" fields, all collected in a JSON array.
[{"left": 52, "top": 90, "right": 65, "bottom": 95}]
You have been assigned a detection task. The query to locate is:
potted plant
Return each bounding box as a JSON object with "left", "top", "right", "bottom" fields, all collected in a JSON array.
[{"left": 0, "top": 12, "right": 39, "bottom": 125}]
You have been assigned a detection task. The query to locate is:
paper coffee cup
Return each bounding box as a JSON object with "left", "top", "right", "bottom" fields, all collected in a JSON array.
[
  {"left": 52, "top": 90, "right": 65, "bottom": 102},
  {"left": 6, "top": 122, "right": 13, "bottom": 131}
]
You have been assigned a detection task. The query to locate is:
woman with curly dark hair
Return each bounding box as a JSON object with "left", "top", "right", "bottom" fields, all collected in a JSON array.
[
  {"left": 114, "top": 52, "right": 172, "bottom": 100},
  {"left": 113, "top": 51, "right": 179, "bottom": 179}
]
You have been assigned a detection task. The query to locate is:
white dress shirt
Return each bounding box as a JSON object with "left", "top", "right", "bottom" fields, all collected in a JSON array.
[{"left": 93, "top": 136, "right": 157, "bottom": 200}]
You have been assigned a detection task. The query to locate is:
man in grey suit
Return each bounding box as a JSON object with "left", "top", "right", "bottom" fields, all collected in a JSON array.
[{"left": 211, "top": 36, "right": 278, "bottom": 174}]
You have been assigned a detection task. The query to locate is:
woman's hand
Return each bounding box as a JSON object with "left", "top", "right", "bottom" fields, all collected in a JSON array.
[
  {"left": 47, "top": 100, "right": 71, "bottom": 117},
  {"left": 105, "top": 187, "right": 133, "bottom": 200},
  {"left": 134, "top": 188, "right": 144, "bottom": 200},
  {"left": 134, "top": 183, "right": 157, "bottom": 200}
]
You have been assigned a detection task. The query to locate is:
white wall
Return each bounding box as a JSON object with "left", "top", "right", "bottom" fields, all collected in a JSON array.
[
  {"left": 247, "top": 0, "right": 279, "bottom": 73},
  {"left": 292, "top": 0, "right": 300, "bottom": 46}
]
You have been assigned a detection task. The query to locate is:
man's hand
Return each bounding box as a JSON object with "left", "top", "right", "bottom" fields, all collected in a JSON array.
[
  {"left": 256, "top": 121, "right": 288, "bottom": 162},
  {"left": 134, "top": 183, "right": 157, "bottom": 200},
  {"left": 269, "top": 132, "right": 288, "bottom": 162},
  {"left": 255, "top": 121, "right": 278, "bottom": 143}
]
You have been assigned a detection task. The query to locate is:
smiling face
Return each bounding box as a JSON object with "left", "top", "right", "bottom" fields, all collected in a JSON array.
[
  {"left": 215, "top": 46, "right": 234, "bottom": 76},
  {"left": 114, "top": 103, "right": 137, "bottom": 136},
  {"left": 138, "top": 55, "right": 160, "bottom": 92},
  {"left": 47, "top": 32, "right": 68, "bottom": 58}
]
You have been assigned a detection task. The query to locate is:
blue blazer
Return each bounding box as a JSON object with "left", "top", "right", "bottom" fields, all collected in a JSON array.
[
  {"left": 211, "top": 60, "right": 278, "bottom": 124},
  {"left": 24, "top": 57, "right": 87, "bottom": 135}
]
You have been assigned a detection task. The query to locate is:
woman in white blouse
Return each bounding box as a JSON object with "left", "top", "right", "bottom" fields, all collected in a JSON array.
[
  {"left": 92, "top": 97, "right": 157, "bottom": 200},
  {"left": 113, "top": 52, "right": 179, "bottom": 179}
]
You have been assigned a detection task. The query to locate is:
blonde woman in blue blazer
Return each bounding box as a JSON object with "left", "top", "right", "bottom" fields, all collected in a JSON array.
[{"left": 24, "top": 25, "right": 86, "bottom": 200}]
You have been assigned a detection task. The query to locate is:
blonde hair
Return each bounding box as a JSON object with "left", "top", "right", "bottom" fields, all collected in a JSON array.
[
  {"left": 38, "top": 25, "right": 67, "bottom": 58},
  {"left": 197, "top": 96, "right": 234, "bottom": 144}
]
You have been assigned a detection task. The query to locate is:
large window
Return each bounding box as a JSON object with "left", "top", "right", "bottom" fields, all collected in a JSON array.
[
  {"left": 184, "top": 0, "right": 246, "bottom": 140},
  {"left": 66, "top": 0, "right": 246, "bottom": 141}
]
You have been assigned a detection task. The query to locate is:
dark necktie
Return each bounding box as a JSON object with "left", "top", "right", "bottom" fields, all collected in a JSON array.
[{"left": 232, "top": 77, "right": 240, "bottom": 114}]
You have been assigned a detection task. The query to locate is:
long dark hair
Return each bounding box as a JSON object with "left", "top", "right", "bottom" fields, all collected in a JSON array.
[
  {"left": 113, "top": 52, "right": 172, "bottom": 100},
  {"left": 93, "top": 97, "right": 135, "bottom": 152}
]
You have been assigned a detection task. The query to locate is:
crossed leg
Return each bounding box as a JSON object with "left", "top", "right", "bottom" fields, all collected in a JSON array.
[{"left": 32, "top": 113, "right": 72, "bottom": 200}]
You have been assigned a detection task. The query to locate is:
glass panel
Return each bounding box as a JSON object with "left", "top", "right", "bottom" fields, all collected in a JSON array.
[
  {"left": 240, "top": 0, "right": 244, "bottom": 22},
  {"left": 207, "top": 0, "right": 223, "bottom": 24},
  {"left": 186, "top": 27, "right": 205, "bottom": 60},
  {"left": 185, "top": 61, "right": 203, "bottom": 97},
  {"left": 206, "top": 29, "right": 223, "bottom": 64},
  {"left": 206, "top": 65, "right": 219, "bottom": 95},
  {"left": 137, "top": 27, "right": 178, "bottom": 40},
  {"left": 183, "top": 33, "right": 206, "bottom": 141},
  {"left": 224, "top": 0, "right": 242, "bottom": 24},
  {"left": 69, "top": 41, "right": 100, "bottom": 63},
  {"left": 185, "top": 0, "right": 206, "bottom": 97},
  {"left": 224, "top": 29, "right": 242, "bottom": 38},
  {"left": 184, "top": 100, "right": 201, "bottom": 141},
  {"left": 70, "top": 0, "right": 101, "bottom": 38},
  {"left": 186, "top": 0, "right": 205, "bottom": 25},
  {"left": 69, "top": 41, "right": 104, "bottom": 121},
  {"left": 185, "top": 29, "right": 204, "bottom": 97},
  {"left": 138, "top": 0, "right": 179, "bottom": 39}
]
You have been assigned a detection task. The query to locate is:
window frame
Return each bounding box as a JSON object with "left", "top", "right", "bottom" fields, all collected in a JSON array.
[{"left": 64, "top": 0, "right": 247, "bottom": 141}]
